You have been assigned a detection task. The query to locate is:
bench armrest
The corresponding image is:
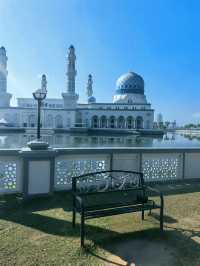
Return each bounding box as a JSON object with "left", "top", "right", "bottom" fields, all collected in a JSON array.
[{"left": 145, "top": 186, "right": 164, "bottom": 207}]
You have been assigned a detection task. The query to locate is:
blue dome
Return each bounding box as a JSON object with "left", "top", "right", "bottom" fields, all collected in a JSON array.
[
  {"left": 116, "top": 72, "right": 144, "bottom": 95},
  {"left": 88, "top": 96, "right": 96, "bottom": 103}
]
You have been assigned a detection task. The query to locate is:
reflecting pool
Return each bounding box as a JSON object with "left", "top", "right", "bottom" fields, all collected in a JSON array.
[{"left": 0, "top": 132, "right": 200, "bottom": 149}]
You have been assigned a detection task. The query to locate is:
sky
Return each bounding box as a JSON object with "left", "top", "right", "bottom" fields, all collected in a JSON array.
[{"left": 0, "top": 0, "right": 200, "bottom": 125}]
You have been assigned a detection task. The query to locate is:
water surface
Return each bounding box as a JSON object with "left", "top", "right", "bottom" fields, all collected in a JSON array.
[{"left": 0, "top": 132, "right": 199, "bottom": 149}]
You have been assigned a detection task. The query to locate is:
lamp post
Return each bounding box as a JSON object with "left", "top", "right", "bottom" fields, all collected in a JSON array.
[
  {"left": 33, "top": 89, "right": 47, "bottom": 140},
  {"left": 27, "top": 74, "right": 49, "bottom": 150}
]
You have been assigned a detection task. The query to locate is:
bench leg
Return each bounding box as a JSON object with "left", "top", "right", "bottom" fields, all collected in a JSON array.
[
  {"left": 142, "top": 209, "right": 144, "bottom": 220},
  {"left": 148, "top": 208, "right": 152, "bottom": 215},
  {"left": 160, "top": 206, "right": 164, "bottom": 232},
  {"left": 80, "top": 211, "right": 85, "bottom": 248},
  {"left": 72, "top": 208, "right": 76, "bottom": 228}
]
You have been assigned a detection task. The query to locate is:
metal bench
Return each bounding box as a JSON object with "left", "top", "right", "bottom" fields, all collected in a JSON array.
[{"left": 72, "top": 170, "right": 164, "bottom": 247}]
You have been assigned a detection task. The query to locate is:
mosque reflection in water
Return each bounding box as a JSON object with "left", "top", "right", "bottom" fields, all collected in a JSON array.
[{"left": 0, "top": 133, "right": 166, "bottom": 149}]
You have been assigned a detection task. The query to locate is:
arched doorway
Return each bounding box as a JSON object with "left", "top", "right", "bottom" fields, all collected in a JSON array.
[
  {"left": 55, "top": 115, "right": 63, "bottom": 128},
  {"left": 136, "top": 116, "right": 143, "bottom": 129},
  {"left": 75, "top": 111, "right": 82, "bottom": 127},
  {"left": 117, "top": 116, "right": 125, "bottom": 128},
  {"left": 126, "top": 116, "right": 134, "bottom": 129},
  {"left": 100, "top": 116, "right": 107, "bottom": 128},
  {"left": 109, "top": 116, "right": 116, "bottom": 128},
  {"left": 91, "top": 116, "right": 99, "bottom": 128}
]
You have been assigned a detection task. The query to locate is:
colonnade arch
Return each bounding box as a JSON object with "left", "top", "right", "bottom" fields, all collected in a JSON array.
[
  {"left": 136, "top": 116, "right": 143, "bottom": 129},
  {"left": 117, "top": 116, "right": 125, "bottom": 128},
  {"left": 91, "top": 115, "right": 145, "bottom": 129},
  {"left": 91, "top": 115, "right": 99, "bottom": 128},
  {"left": 126, "top": 116, "right": 134, "bottom": 129},
  {"left": 100, "top": 116, "right": 107, "bottom": 128}
]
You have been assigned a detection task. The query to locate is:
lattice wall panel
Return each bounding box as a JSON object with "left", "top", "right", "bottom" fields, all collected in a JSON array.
[
  {"left": 0, "top": 161, "right": 17, "bottom": 191},
  {"left": 55, "top": 155, "right": 109, "bottom": 190},
  {"left": 142, "top": 153, "right": 182, "bottom": 182}
]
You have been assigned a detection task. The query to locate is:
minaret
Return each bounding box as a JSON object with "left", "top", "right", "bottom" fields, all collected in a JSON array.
[
  {"left": 86, "top": 74, "right": 93, "bottom": 97},
  {"left": 0, "top": 47, "right": 12, "bottom": 107},
  {"left": 41, "top": 74, "right": 47, "bottom": 91},
  {"left": 67, "top": 45, "right": 76, "bottom": 94},
  {"left": 62, "top": 45, "right": 79, "bottom": 108},
  {"left": 86, "top": 74, "right": 96, "bottom": 103},
  {"left": 0, "top": 47, "right": 8, "bottom": 93}
]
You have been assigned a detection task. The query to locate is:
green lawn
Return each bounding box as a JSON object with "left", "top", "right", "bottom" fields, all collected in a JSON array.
[{"left": 0, "top": 184, "right": 200, "bottom": 265}]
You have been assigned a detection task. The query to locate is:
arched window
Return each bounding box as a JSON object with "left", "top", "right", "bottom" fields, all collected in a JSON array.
[
  {"left": 126, "top": 116, "right": 134, "bottom": 129},
  {"left": 75, "top": 111, "right": 82, "bottom": 127},
  {"left": 117, "top": 116, "right": 125, "bottom": 128},
  {"left": 28, "top": 114, "right": 36, "bottom": 127},
  {"left": 100, "top": 116, "right": 107, "bottom": 128},
  {"left": 136, "top": 116, "right": 143, "bottom": 129},
  {"left": 46, "top": 114, "right": 53, "bottom": 128},
  {"left": 91, "top": 116, "right": 99, "bottom": 128},
  {"left": 55, "top": 115, "right": 63, "bottom": 128},
  {"left": 109, "top": 116, "right": 116, "bottom": 128}
]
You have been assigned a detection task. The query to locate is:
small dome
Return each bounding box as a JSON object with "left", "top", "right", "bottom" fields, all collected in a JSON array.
[
  {"left": 88, "top": 96, "right": 96, "bottom": 103},
  {"left": 69, "top": 45, "right": 75, "bottom": 51},
  {"left": 116, "top": 72, "right": 144, "bottom": 95},
  {"left": 0, "top": 46, "right": 6, "bottom": 55}
]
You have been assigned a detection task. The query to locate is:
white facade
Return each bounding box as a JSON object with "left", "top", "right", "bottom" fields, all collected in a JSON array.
[{"left": 0, "top": 46, "right": 154, "bottom": 130}]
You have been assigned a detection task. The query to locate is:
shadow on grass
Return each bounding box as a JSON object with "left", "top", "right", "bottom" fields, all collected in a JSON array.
[
  {"left": 149, "top": 212, "right": 178, "bottom": 224},
  {"left": 152, "top": 180, "right": 200, "bottom": 197},
  {"left": 1, "top": 193, "right": 200, "bottom": 266}
]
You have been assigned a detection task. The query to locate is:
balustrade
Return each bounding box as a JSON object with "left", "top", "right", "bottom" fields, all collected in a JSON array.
[{"left": 0, "top": 148, "right": 199, "bottom": 195}]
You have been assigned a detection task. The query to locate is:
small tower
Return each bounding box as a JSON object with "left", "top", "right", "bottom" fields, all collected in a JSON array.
[
  {"left": 62, "top": 45, "right": 79, "bottom": 108},
  {"left": 0, "top": 47, "right": 12, "bottom": 107},
  {"left": 41, "top": 74, "right": 47, "bottom": 91},
  {"left": 86, "top": 74, "right": 96, "bottom": 103}
]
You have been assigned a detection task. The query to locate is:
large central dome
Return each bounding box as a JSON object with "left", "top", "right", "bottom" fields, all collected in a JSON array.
[{"left": 116, "top": 71, "right": 144, "bottom": 95}]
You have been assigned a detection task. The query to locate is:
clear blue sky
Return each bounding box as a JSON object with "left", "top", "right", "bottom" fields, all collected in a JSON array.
[{"left": 0, "top": 0, "right": 200, "bottom": 125}]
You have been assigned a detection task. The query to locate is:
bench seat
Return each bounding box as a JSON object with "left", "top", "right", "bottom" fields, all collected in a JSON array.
[{"left": 71, "top": 170, "right": 164, "bottom": 247}]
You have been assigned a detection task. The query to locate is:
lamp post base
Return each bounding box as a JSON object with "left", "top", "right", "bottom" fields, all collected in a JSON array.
[{"left": 27, "top": 140, "right": 49, "bottom": 150}]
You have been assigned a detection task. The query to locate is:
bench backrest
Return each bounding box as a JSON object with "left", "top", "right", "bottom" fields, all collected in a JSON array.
[{"left": 72, "top": 170, "right": 144, "bottom": 194}]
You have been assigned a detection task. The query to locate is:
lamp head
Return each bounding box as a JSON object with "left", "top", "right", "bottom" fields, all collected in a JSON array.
[{"left": 33, "top": 89, "right": 47, "bottom": 101}]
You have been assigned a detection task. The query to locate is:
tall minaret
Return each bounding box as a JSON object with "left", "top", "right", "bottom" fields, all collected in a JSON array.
[
  {"left": 67, "top": 45, "right": 76, "bottom": 94},
  {"left": 86, "top": 74, "right": 96, "bottom": 103},
  {"left": 62, "top": 45, "right": 79, "bottom": 108},
  {"left": 0, "top": 47, "right": 12, "bottom": 107},
  {"left": 0, "top": 47, "right": 8, "bottom": 93}
]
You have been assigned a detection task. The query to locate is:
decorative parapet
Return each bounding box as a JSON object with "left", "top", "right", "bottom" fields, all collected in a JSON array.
[{"left": 0, "top": 147, "right": 200, "bottom": 196}]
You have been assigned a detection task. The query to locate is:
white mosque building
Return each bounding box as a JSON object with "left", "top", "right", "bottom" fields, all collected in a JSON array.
[{"left": 0, "top": 45, "right": 154, "bottom": 132}]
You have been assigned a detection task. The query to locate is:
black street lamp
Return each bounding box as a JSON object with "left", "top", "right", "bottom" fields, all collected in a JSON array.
[
  {"left": 27, "top": 75, "right": 48, "bottom": 150},
  {"left": 33, "top": 89, "right": 47, "bottom": 140}
]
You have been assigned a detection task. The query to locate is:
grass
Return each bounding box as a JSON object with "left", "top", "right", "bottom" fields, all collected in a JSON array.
[{"left": 0, "top": 183, "right": 200, "bottom": 265}]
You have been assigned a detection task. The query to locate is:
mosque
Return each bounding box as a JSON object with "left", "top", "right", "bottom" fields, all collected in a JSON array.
[{"left": 0, "top": 45, "right": 154, "bottom": 132}]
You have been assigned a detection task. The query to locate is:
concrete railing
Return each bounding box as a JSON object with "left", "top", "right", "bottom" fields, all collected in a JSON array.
[{"left": 0, "top": 147, "right": 200, "bottom": 197}]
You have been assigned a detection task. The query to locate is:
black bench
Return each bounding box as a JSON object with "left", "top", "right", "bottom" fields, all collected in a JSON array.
[{"left": 72, "top": 170, "right": 164, "bottom": 247}]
